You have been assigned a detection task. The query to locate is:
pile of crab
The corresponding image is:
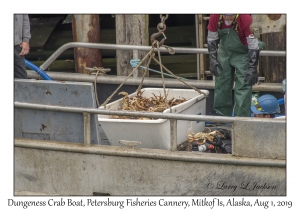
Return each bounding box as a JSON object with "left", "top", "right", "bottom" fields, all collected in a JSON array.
[
  {"left": 110, "top": 90, "right": 188, "bottom": 120},
  {"left": 187, "top": 128, "right": 226, "bottom": 145}
]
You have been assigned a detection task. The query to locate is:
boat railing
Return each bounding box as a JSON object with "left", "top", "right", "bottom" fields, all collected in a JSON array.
[
  {"left": 39, "top": 42, "right": 286, "bottom": 71},
  {"left": 14, "top": 101, "right": 286, "bottom": 161},
  {"left": 14, "top": 101, "right": 233, "bottom": 148}
]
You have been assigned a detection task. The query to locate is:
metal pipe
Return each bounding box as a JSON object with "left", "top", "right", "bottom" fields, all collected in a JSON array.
[
  {"left": 260, "top": 51, "right": 286, "bottom": 57},
  {"left": 13, "top": 101, "right": 234, "bottom": 123},
  {"left": 14, "top": 138, "right": 285, "bottom": 168},
  {"left": 205, "top": 71, "right": 266, "bottom": 81},
  {"left": 39, "top": 42, "right": 286, "bottom": 70},
  {"left": 170, "top": 119, "right": 177, "bottom": 151},
  {"left": 14, "top": 101, "right": 285, "bottom": 124},
  {"left": 83, "top": 112, "right": 91, "bottom": 145},
  {"left": 26, "top": 71, "right": 283, "bottom": 92},
  {"left": 195, "top": 15, "right": 200, "bottom": 80}
]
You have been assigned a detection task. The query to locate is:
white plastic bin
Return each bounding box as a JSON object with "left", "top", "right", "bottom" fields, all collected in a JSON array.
[{"left": 98, "top": 88, "right": 209, "bottom": 150}]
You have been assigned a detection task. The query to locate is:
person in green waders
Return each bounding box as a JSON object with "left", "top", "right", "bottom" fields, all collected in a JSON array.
[{"left": 207, "top": 14, "right": 265, "bottom": 117}]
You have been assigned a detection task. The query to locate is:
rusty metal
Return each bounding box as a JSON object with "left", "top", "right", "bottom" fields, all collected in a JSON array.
[
  {"left": 72, "top": 15, "right": 102, "bottom": 74},
  {"left": 150, "top": 14, "right": 168, "bottom": 47},
  {"left": 251, "top": 15, "right": 286, "bottom": 36},
  {"left": 150, "top": 23, "right": 167, "bottom": 47},
  {"left": 267, "top": 14, "right": 282, "bottom": 21},
  {"left": 159, "top": 14, "right": 169, "bottom": 28}
]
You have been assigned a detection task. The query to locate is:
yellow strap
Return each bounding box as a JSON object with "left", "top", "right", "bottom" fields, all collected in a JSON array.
[
  {"left": 233, "top": 14, "right": 239, "bottom": 32},
  {"left": 218, "top": 14, "right": 239, "bottom": 32},
  {"left": 218, "top": 15, "right": 223, "bottom": 29}
]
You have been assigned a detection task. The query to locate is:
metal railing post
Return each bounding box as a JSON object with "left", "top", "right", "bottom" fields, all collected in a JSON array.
[
  {"left": 83, "top": 112, "right": 91, "bottom": 145},
  {"left": 132, "top": 50, "right": 139, "bottom": 78},
  {"left": 170, "top": 119, "right": 177, "bottom": 151}
]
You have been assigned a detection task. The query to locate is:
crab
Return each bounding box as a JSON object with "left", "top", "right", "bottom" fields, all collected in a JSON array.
[
  {"left": 187, "top": 128, "right": 225, "bottom": 144},
  {"left": 111, "top": 90, "right": 189, "bottom": 119}
]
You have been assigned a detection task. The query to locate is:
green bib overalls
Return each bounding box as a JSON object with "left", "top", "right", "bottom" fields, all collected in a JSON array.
[{"left": 214, "top": 28, "right": 264, "bottom": 117}]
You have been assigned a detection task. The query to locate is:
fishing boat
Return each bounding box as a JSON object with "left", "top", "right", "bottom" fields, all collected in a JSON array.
[{"left": 14, "top": 42, "right": 286, "bottom": 196}]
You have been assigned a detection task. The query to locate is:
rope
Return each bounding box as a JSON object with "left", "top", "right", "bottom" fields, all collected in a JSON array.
[
  {"left": 101, "top": 40, "right": 206, "bottom": 109},
  {"left": 101, "top": 48, "right": 155, "bottom": 108},
  {"left": 130, "top": 59, "right": 188, "bottom": 80},
  {"left": 155, "top": 40, "right": 168, "bottom": 109},
  {"left": 150, "top": 40, "right": 207, "bottom": 97},
  {"left": 90, "top": 67, "right": 107, "bottom": 107},
  {"left": 151, "top": 56, "right": 207, "bottom": 97},
  {"left": 136, "top": 52, "right": 153, "bottom": 93}
]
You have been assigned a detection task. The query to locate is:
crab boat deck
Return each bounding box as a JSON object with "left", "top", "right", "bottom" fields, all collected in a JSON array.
[{"left": 14, "top": 77, "right": 286, "bottom": 196}]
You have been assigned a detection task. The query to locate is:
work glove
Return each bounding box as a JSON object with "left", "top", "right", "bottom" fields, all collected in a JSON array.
[
  {"left": 244, "top": 49, "right": 260, "bottom": 86},
  {"left": 207, "top": 39, "right": 223, "bottom": 77}
]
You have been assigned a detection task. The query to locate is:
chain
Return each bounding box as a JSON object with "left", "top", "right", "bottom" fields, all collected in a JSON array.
[
  {"left": 159, "top": 14, "right": 169, "bottom": 29},
  {"left": 150, "top": 15, "right": 169, "bottom": 47}
]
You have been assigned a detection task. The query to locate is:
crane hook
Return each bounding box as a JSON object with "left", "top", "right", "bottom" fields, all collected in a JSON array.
[{"left": 150, "top": 23, "right": 167, "bottom": 47}]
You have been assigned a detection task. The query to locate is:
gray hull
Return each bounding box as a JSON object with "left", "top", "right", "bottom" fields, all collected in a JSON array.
[{"left": 14, "top": 139, "right": 285, "bottom": 196}]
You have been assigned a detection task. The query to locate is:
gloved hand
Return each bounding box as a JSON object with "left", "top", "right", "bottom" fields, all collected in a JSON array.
[
  {"left": 207, "top": 39, "right": 223, "bottom": 77},
  {"left": 244, "top": 49, "right": 260, "bottom": 86},
  {"left": 244, "top": 68, "right": 258, "bottom": 86},
  {"left": 210, "top": 58, "right": 223, "bottom": 77}
]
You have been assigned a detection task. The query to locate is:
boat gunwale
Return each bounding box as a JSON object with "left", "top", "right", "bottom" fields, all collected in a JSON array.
[{"left": 15, "top": 138, "right": 286, "bottom": 168}]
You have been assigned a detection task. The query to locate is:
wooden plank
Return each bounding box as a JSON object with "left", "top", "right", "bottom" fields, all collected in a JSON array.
[
  {"left": 27, "top": 20, "right": 198, "bottom": 76},
  {"left": 115, "top": 15, "right": 149, "bottom": 77},
  {"left": 38, "top": 25, "right": 195, "bottom": 50},
  {"left": 261, "top": 32, "right": 286, "bottom": 83}
]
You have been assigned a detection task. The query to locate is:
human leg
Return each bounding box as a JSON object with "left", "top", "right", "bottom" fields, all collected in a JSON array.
[
  {"left": 213, "top": 57, "right": 235, "bottom": 116},
  {"left": 14, "top": 45, "right": 27, "bottom": 79},
  {"left": 232, "top": 53, "right": 252, "bottom": 117}
]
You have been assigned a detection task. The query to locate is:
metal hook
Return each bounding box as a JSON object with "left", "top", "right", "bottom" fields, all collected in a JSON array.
[{"left": 150, "top": 23, "right": 167, "bottom": 47}]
